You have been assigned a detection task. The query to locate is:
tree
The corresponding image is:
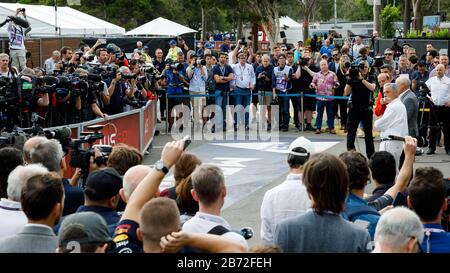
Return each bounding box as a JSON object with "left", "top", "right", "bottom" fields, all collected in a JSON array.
[
  {"left": 412, "top": 0, "right": 436, "bottom": 31},
  {"left": 298, "top": 0, "right": 316, "bottom": 42},
  {"left": 241, "top": 0, "right": 281, "bottom": 50},
  {"left": 380, "top": 4, "right": 400, "bottom": 38},
  {"left": 402, "top": 0, "right": 412, "bottom": 35}
]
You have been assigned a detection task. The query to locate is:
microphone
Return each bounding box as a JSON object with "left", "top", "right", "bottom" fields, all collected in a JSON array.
[
  {"left": 44, "top": 126, "right": 72, "bottom": 140},
  {"left": 388, "top": 135, "right": 405, "bottom": 142},
  {"left": 7, "top": 16, "right": 29, "bottom": 28}
]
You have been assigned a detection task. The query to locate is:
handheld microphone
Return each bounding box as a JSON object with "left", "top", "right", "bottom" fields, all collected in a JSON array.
[{"left": 388, "top": 135, "right": 405, "bottom": 142}]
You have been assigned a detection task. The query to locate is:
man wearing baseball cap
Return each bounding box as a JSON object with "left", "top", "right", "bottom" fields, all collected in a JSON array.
[
  {"left": 260, "top": 137, "right": 315, "bottom": 244},
  {"left": 166, "top": 39, "right": 182, "bottom": 63},
  {"left": 75, "top": 168, "right": 123, "bottom": 234},
  {"left": 57, "top": 212, "right": 115, "bottom": 253}
]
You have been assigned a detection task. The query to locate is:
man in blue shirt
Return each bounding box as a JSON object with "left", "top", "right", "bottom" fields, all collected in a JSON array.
[
  {"left": 319, "top": 39, "right": 334, "bottom": 59},
  {"left": 408, "top": 167, "right": 450, "bottom": 253},
  {"left": 213, "top": 52, "right": 234, "bottom": 132}
]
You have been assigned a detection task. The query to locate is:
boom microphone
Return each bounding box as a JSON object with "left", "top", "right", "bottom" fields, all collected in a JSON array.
[
  {"left": 44, "top": 126, "right": 72, "bottom": 140},
  {"left": 7, "top": 16, "right": 29, "bottom": 28}
]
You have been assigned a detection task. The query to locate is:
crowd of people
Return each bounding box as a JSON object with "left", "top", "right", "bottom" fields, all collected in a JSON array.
[
  {"left": 0, "top": 129, "right": 449, "bottom": 253},
  {"left": 0, "top": 8, "right": 450, "bottom": 255}
]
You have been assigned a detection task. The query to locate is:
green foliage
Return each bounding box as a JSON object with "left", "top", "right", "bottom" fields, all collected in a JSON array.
[
  {"left": 337, "top": 0, "right": 372, "bottom": 22},
  {"left": 380, "top": 4, "right": 400, "bottom": 38},
  {"left": 406, "top": 28, "right": 450, "bottom": 39}
]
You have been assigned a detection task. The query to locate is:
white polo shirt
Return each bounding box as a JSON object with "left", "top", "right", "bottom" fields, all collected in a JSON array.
[
  {"left": 425, "top": 75, "right": 450, "bottom": 106},
  {"left": 182, "top": 211, "right": 248, "bottom": 249}
]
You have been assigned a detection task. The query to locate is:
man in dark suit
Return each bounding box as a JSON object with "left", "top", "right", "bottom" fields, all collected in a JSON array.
[
  {"left": 397, "top": 76, "right": 420, "bottom": 164},
  {"left": 0, "top": 172, "right": 64, "bottom": 253},
  {"left": 328, "top": 48, "right": 340, "bottom": 74},
  {"left": 396, "top": 76, "right": 419, "bottom": 137}
]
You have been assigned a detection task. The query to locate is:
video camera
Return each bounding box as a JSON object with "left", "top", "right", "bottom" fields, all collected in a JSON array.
[
  {"left": 299, "top": 57, "right": 310, "bottom": 66},
  {"left": 417, "top": 81, "right": 431, "bottom": 100},
  {"left": 349, "top": 62, "right": 365, "bottom": 81},
  {"left": 372, "top": 56, "right": 384, "bottom": 68},
  {"left": 70, "top": 124, "right": 111, "bottom": 185}
]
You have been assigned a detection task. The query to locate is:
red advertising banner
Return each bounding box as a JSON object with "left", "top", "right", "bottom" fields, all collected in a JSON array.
[
  {"left": 142, "top": 101, "right": 156, "bottom": 151},
  {"left": 83, "top": 111, "right": 141, "bottom": 149}
]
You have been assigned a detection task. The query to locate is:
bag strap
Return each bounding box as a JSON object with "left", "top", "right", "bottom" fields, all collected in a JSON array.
[{"left": 207, "top": 225, "right": 230, "bottom": 236}]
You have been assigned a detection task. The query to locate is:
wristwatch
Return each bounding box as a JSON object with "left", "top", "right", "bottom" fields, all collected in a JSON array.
[{"left": 155, "top": 160, "right": 169, "bottom": 174}]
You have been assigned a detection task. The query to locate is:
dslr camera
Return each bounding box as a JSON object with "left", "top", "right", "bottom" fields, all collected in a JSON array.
[
  {"left": 196, "top": 59, "right": 206, "bottom": 66},
  {"left": 299, "top": 57, "right": 310, "bottom": 66},
  {"left": 349, "top": 63, "right": 365, "bottom": 81}
]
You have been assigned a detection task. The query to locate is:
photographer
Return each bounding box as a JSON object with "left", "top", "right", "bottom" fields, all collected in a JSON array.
[
  {"left": 335, "top": 55, "right": 350, "bottom": 130},
  {"left": 3, "top": 8, "right": 31, "bottom": 72},
  {"left": 0, "top": 53, "right": 18, "bottom": 78},
  {"left": 297, "top": 52, "right": 320, "bottom": 131},
  {"left": 73, "top": 68, "right": 108, "bottom": 121},
  {"left": 344, "top": 60, "right": 376, "bottom": 159},
  {"left": 425, "top": 64, "right": 450, "bottom": 155},
  {"left": 411, "top": 61, "right": 429, "bottom": 93},
  {"left": 255, "top": 55, "right": 274, "bottom": 130},
  {"left": 164, "top": 61, "right": 185, "bottom": 131},
  {"left": 105, "top": 66, "right": 136, "bottom": 115},
  {"left": 187, "top": 55, "right": 208, "bottom": 129}
]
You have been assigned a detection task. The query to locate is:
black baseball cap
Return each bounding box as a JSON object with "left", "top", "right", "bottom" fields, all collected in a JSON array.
[{"left": 85, "top": 168, "right": 122, "bottom": 201}]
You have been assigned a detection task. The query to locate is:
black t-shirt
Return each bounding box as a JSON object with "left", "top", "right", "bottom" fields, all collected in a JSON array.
[
  {"left": 213, "top": 64, "right": 233, "bottom": 92},
  {"left": 346, "top": 73, "right": 376, "bottom": 108},
  {"left": 336, "top": 68, "right": 348, "bottom": 96},
  {"left": 298, "top": 65, "right": 319, "bottom": 90},
  {"left": 111, "top": 219, "right": 143, "bottom": 253},
  {"left": 153, "top": 59, "right": 166, "bottom": 74}
]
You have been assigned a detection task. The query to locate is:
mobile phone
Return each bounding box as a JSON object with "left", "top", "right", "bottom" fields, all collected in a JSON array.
[
  {"left": 182, "top": 135, "right": 191, "bottom": 151},
  {"left": 393, "top": 192, "right": 408, "bottom": 207}
]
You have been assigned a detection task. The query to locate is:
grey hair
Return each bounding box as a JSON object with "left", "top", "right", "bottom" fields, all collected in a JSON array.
[
  {"left": 123, "top": 165, "right": 152, "bottom": 200},
  {"left": 383, "top": 83, "right": 399, "bottom": 94},
  {"left": 7, "top": 164, "right": 48, "bottom": 201},
  {"left": 30, "top": 139, "right": 64, "bottom": 172},
  {"left": 262, "top": 54, "right": 271, "bottom": 61},
  {"left": 374, "top": 207, "right": 424, "bottom": 251},
  {"left": 0, "top": 53, "right": 9, "bottom": 59},
  {"left": 52, "top": 50, "right": 61, "bottom": 56},
  {"left": 395, "top": 76, "right": 410, "bottom": 87}
]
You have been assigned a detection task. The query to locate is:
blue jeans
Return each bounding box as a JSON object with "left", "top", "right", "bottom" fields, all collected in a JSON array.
[
  {"left": 233, "top": 88, "right": 251, "bottom": 127},
  {"left": 215, "top": 90, "right": 228, "bottom": 129},
  {"left": 315, "top": 100, "right": 334, "bottom": 130},
  {"left": 277, "top": 91, "right": 290, "bottom": 128}
]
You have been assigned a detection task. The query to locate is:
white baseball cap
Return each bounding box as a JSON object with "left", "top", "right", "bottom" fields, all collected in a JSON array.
[{"left": 287, "top": 137, "right": 315, "bottom": 156}]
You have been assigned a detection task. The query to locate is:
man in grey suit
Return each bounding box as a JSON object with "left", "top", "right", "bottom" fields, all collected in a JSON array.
[
  {"left": 397, "top": 76, "right": 421, "bottom": 161},
  {"left": 397, "top": 76, "right": 419, "bottom": 137},
  {"left": 0, "top": 172, "right": 64, "bottom": 253}
]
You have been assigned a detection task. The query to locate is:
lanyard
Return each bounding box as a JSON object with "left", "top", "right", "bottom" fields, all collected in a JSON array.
[
  {"left": 424, "top": 227, "right": 446, "bottom": 253},
  {"left": 220, "top": 65, "right": 225, "bottom": 76},
  {"left": 239, "top": 64, "right": 246, "bottom": 81}
]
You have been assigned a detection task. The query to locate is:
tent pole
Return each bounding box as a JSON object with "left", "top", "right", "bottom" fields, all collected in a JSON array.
[{"left": 54, "top": 0, "right": 58, "bottom": 35}]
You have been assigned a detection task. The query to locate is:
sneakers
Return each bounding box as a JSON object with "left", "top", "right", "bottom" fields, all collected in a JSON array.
[
  {"left": 305, "top": 124, "right": 315, "bottom": 131},
  {"left": 426, "top": 147, "right": 436, "bottom": 155},
  {"left": 315, "top": 129, "right": 321, "bottom": 134},
  {"left": 329, "top": 128, "right": 336, "bottom": 134},
  {"left": 357, "top": 128, "right": 365, "bottom": 138}
]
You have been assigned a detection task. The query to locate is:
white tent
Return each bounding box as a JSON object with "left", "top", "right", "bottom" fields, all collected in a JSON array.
[
  {"left": 0, "top": 3, "right": 125, "bottom": 37},
  {"left": 279, "top": 16, "right": 303, "bottom": 44},
  {"left": 126, "top": 17, "right": 197, "bottom": 37}
]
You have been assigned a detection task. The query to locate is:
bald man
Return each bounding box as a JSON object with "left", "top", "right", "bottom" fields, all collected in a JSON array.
[
  {"left": 425, "top": 64, "right": 450, "bottom": 155},
  {"left": 23, "top": 136, "right": 47, "bottom": 164},
  {"left": 120, "top": 165, "right": 158, "bottom": 203}
]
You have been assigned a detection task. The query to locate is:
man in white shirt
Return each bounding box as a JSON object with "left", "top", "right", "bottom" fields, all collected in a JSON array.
[
  {"left": 0, "top": 164, "right": 48, "bottom": 239},
  {"left": 374, "top": 83, "right": 409, "bottom": 170},
  {"left": 231, "top": 52, "right": 256, "bottom": 130},
  {"left": 425, "top": 64, "right": 450, "bottom": 155},
  {"left": 352, "top": 36, "right": 365, "bottom": 60},
  {"left": 260, "top": 137, "right": 314, "bottom": 244},
  {"left": 182, "top": 164, "right": 248, "bottom": 249}
]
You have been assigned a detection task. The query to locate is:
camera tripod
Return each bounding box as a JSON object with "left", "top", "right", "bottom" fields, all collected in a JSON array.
[{"left": 417, "top": 94, "right": 441, "bottom": 148}]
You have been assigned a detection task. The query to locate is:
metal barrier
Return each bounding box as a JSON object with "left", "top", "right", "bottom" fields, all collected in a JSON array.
[
  {"left": 165, "top": 91, "right": 349, "bottom": 133},
  {"left": 46, "top": 100, "right": 157, "bottom": 178}
]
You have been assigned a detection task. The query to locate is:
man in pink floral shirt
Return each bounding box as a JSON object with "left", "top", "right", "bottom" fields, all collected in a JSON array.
[{"left": 310, "top": 60, "right": 339, "bottom": 134}]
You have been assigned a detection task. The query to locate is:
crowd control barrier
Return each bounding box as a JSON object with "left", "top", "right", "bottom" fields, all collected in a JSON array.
[{"left": 45, "top": 100, "right": 157, "bottom": 178}]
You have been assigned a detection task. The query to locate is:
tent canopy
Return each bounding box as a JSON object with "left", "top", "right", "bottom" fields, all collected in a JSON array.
[
  {"left": 279, "top": 16, "right": 302, "bottom": 29},
  {"left": 126, "top": 17, "right": 197, "bottom": 37},
  {"left": 0, "top": 3, "right": 125, "bottom": 37}
]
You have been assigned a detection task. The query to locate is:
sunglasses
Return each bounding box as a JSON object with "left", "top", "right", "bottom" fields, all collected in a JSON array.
[
  {"left": 385, "top": 53, "right": 393, "bottom": 56},
  {"left": 332, "top": 54, "right": 339, "bottom": 57}
]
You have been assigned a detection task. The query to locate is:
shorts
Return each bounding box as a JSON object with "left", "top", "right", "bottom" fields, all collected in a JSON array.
[
  {"left": 189, "top": 90, "right": 206, "bottom": 108},
  {"left": 260, "top": 90, "right": 273, "bottom": 105}
]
